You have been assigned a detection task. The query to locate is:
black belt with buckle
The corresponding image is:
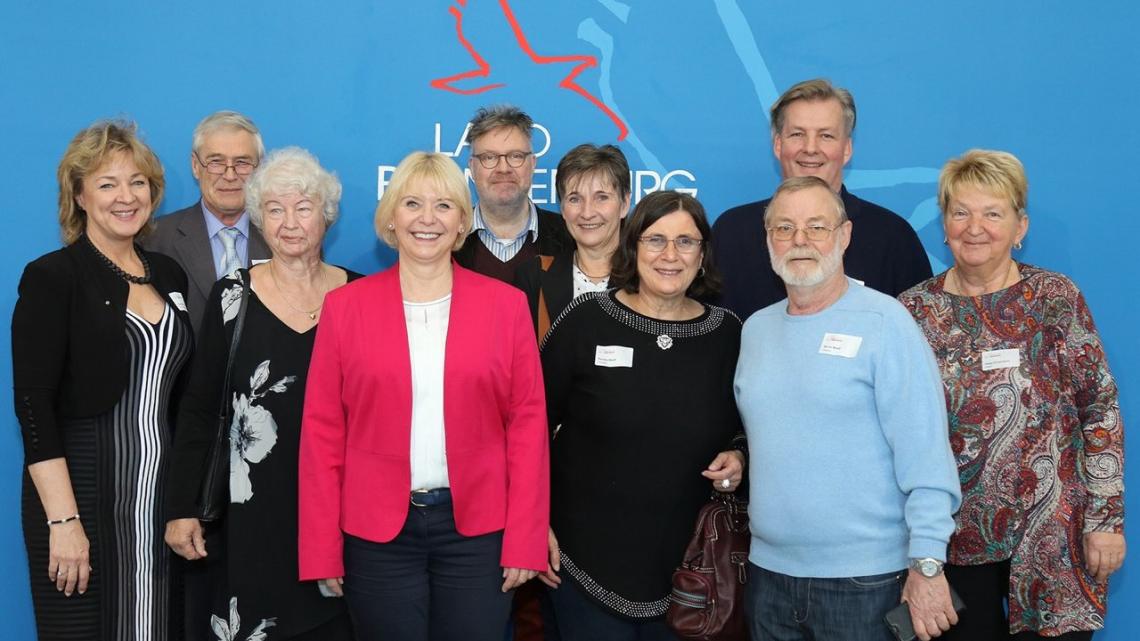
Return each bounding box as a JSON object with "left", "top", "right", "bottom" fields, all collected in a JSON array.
[{"left": 410, "top": 488, "right": 451, "bottom": 507}]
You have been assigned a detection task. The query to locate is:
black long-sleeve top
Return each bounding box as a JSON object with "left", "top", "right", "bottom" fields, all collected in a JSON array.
[{"left": 541, "top": 290, "right": 744, "bottom": 619}]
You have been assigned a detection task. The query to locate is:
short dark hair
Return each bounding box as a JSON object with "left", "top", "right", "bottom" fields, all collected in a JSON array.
[
  {"left": 610, "top": 190, "right": 721, "bottom": 299},
  {"left": 467, "top": 104, "right": 534, "bottom": 145},
  {"left": 555, "top": 144, "right": 631, "bottom": 201}
]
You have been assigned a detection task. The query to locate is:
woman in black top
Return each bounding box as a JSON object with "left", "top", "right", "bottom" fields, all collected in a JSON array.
[
  {"left": 515, "top": 144, "right": 631, "bottom": 338},
  {"left": 540, "top": 191, "right": 746, "bottom": 640},
  {"left": 13, "top": 120, "right": 193, "bottom": 640},
  {"left": 164, "top": 147, "right": 356, "bottom": 640}
]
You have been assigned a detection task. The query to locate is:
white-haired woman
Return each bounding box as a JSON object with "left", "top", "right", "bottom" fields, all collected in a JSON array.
[{"left": 165, "top": 147, "right": 358, "bottom": 640}]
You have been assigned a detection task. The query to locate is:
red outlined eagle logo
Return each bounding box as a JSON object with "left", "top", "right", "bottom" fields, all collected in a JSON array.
[{"left": 430, "top": 0, "right": 629, "bottom": 140}]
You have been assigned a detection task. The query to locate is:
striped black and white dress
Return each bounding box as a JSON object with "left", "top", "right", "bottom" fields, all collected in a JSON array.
[{"left": 22, "top": 304, "right": 191, "bottom": 641}]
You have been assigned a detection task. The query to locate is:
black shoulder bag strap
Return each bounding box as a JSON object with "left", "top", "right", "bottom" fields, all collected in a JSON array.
[{"left": 196, "top": 269, "right": 252, "bottom": 522}]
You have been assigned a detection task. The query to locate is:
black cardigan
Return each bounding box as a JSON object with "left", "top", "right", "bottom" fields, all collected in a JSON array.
[
  {"left": 12, "top": 237, "right": 192, "bottom": 464},
  {"left": 513, "top": 250, "right": 574, "bottom": 339}
]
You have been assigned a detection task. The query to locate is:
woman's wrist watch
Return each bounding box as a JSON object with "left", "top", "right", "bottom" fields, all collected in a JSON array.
[{"left": 909, "top": 557, "right": 944, "bottom": 578}]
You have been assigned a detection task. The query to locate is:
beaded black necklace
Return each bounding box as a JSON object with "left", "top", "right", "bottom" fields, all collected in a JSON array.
[{"left": 85, "top": 235, "right": 152, "bottom": 285}]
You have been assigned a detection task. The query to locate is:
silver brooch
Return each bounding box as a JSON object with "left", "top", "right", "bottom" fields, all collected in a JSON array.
[{"left": 656, "top": 334, "right": 673, "bottom": 350}]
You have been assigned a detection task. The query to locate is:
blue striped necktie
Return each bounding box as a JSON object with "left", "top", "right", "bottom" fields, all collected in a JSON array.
[{"left": 219, "top": 227, "right": 241, "bottom": 277}]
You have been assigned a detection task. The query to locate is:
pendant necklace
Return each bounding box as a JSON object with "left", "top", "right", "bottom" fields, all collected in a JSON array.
[{"left": 271, "top": 260, "right": 327, "bottom": 320}]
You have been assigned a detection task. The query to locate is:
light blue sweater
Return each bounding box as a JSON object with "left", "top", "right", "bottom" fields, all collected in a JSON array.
[{"left": 735, "top": 280, "right": 961, "bottom": 578}]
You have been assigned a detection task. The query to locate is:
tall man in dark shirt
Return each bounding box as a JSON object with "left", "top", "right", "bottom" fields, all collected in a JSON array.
[
  {"left": 454, "top": 105, "right": 570, "bottom": 282},
  {"left": 711, "top": 79, "right": 931, "bottom": 319}
]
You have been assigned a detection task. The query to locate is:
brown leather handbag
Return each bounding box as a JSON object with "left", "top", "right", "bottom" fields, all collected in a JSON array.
[{"left": 666, "top": 492, "right": 750, "bottom": 641}]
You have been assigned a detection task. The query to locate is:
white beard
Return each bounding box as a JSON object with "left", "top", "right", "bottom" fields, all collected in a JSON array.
[{"left": 768, "top": 236, "right": 844, "bottom": 288}]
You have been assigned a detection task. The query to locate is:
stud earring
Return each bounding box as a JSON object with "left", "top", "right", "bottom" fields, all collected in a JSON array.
[{"left": 387, "top": 223, "right": 394, "bottom": 230}]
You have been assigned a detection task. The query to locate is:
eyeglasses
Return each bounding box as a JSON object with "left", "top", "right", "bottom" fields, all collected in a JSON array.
[
  {"left": 193, "top": 152, "right": 258, "bottom": 176},
  {"left": 472, "top": 151, "right": 532, "bottom": 169},
  {"left": 766, "top": 223, "right": 841, "bottom": 242},
  {"left": 638, "top": 235, "right": 704, "bottom": 254}
]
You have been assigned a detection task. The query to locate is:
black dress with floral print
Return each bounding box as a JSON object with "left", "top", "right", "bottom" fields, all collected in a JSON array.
[{"left": 173, "top": 269, "right": 361, "bottom": 640}]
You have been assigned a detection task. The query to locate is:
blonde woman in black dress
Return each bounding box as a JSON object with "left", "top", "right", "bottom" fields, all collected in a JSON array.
[{"left": 13, "top": 120, "right": 193, "bottom": 640}]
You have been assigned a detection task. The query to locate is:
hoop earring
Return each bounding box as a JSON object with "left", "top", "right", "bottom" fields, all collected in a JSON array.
[
  {"left": 698, "top": 266, "right": 706, "bottom": 277},
  {"left": 1014, "top": 241, "right": 1023, "bottom": 250},
  {"left": 942, "top": 237, "right": 948, "bottom": 245}
]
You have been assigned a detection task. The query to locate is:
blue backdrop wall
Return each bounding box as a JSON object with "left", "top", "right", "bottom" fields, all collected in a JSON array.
[{"left": 2, "top": 2, "right": 1136, "bottom": 638}]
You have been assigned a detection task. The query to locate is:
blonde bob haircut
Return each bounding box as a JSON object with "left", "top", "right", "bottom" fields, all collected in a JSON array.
[
  {"left": 57, "top": 119, "right": 165, "bottom": 245},
  {"left": 938, "top": 149, "right": 1028, "bottom": 219},
  {"left": 374, "top": 152, "right": 473, "bottom": 250}
]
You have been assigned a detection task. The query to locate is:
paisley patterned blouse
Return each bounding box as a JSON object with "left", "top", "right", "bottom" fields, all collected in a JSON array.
[{"left": 900, "top": 264, "right": 1123, "bottom": 636}]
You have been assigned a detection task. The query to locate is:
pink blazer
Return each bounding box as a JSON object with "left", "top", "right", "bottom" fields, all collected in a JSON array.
[{"left": 298, "top": 263, "right": 549, "bottom": 579}]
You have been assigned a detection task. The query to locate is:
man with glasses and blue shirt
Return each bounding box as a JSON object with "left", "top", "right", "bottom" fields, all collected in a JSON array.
[
  {"left": 735, "top": 177, "right": 961, "bottom": 641},
  {"left": 455, "top": 104, "right": 570, "bottom": 283},
  {"left": 145, "top": 110, "right": 271, "bottom": 333}
]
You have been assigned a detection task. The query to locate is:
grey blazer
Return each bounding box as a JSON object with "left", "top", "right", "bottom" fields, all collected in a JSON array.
[{"left": 143, "top": 202, "right": 271, "bottom": 332}]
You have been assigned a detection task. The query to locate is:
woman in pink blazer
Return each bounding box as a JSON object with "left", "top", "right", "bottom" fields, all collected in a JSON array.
[{"left": 298, "top": 151, "right": 549, "bottom": 640}]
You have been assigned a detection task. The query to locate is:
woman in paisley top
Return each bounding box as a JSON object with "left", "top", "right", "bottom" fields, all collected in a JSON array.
[
  {"left": 900, "top": 150, "right": 1124, "bottom": 640},
  {"left": 539, "top": 191, "right": 746, "bottom": 640},
  {"left": 165, "top": 147, "right": 357, "bottom": 640}
]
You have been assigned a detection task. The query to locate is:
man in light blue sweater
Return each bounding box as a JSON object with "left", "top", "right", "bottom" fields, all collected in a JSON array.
[{"left": 734, "top": 177, "right": 962, "bottom": 641}]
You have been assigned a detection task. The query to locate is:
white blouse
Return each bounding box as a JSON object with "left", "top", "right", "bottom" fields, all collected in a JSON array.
[
  {"left": 571, "top": 257, "right": 610, "bottom": 299},
  {"left": 404, "top": 294, "right": 452, "bottom": 490}
]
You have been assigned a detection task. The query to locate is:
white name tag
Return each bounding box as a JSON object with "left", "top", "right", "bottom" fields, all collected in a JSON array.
[
  {"left": 595, "top": 345, "right": 634, "bottom": 368},
  {"left": 819, "top": 332, "right": 863, "bottom": 358},
  {"left": 981, "top": 348, "right": 1020, "bottom": 371},
  {"left": 168, "top": 292, "right": 188, "bottom": 312}
]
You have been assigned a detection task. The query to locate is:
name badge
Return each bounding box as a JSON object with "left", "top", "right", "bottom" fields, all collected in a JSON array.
[
  {"left": 168, "top": 292, "right": 188, "bottom": 312},
  {"left": 595, "top": 345, "right": 634, "bottom": 368},
  {"left": 819, "top": 332, "right": 863, "bottom": 358},
  {"left": 981, "top": 348, "right": 1020, "bottom": 371}
]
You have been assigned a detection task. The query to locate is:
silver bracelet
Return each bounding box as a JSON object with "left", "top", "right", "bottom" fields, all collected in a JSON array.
[{"left": 46, "top": 514, "right": 80, "bottom": 526}]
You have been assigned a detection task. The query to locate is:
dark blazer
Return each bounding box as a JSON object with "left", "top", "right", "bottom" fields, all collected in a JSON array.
[
  {"left": 143, "top": 202, "right": 271, "bottom": 332},
  {"left": 513, "top": 250, "right": 574, "bottom": 339},
  {"left": 453, "top": 206, "right": 571, "bottom": 271},
  {"left": 12, "top": 238, "right": 193, "bottom": 464},
  {"left": 710, "top": 185, "right": 933, "bottom": 320}
]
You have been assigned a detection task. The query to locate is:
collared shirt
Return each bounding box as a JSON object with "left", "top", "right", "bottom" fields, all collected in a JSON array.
[
  {"left": 201, "top": 202, "right": 253, "bottom": 278},
  {"left": 472, "top": 201, "right": 539, "bottom": 263}
]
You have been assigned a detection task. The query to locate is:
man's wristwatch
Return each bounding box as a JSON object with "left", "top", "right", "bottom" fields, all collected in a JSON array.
[{"left": 909, "top": 557, "right": 944, "bottom": 578}]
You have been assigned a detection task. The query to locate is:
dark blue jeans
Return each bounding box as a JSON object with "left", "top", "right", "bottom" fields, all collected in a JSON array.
[
  {"left": 343, "top": 492, "right": 512, "bottom": 641},
  {"left": 746, "top": 563, "right": 905, "bottom": 641}
]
